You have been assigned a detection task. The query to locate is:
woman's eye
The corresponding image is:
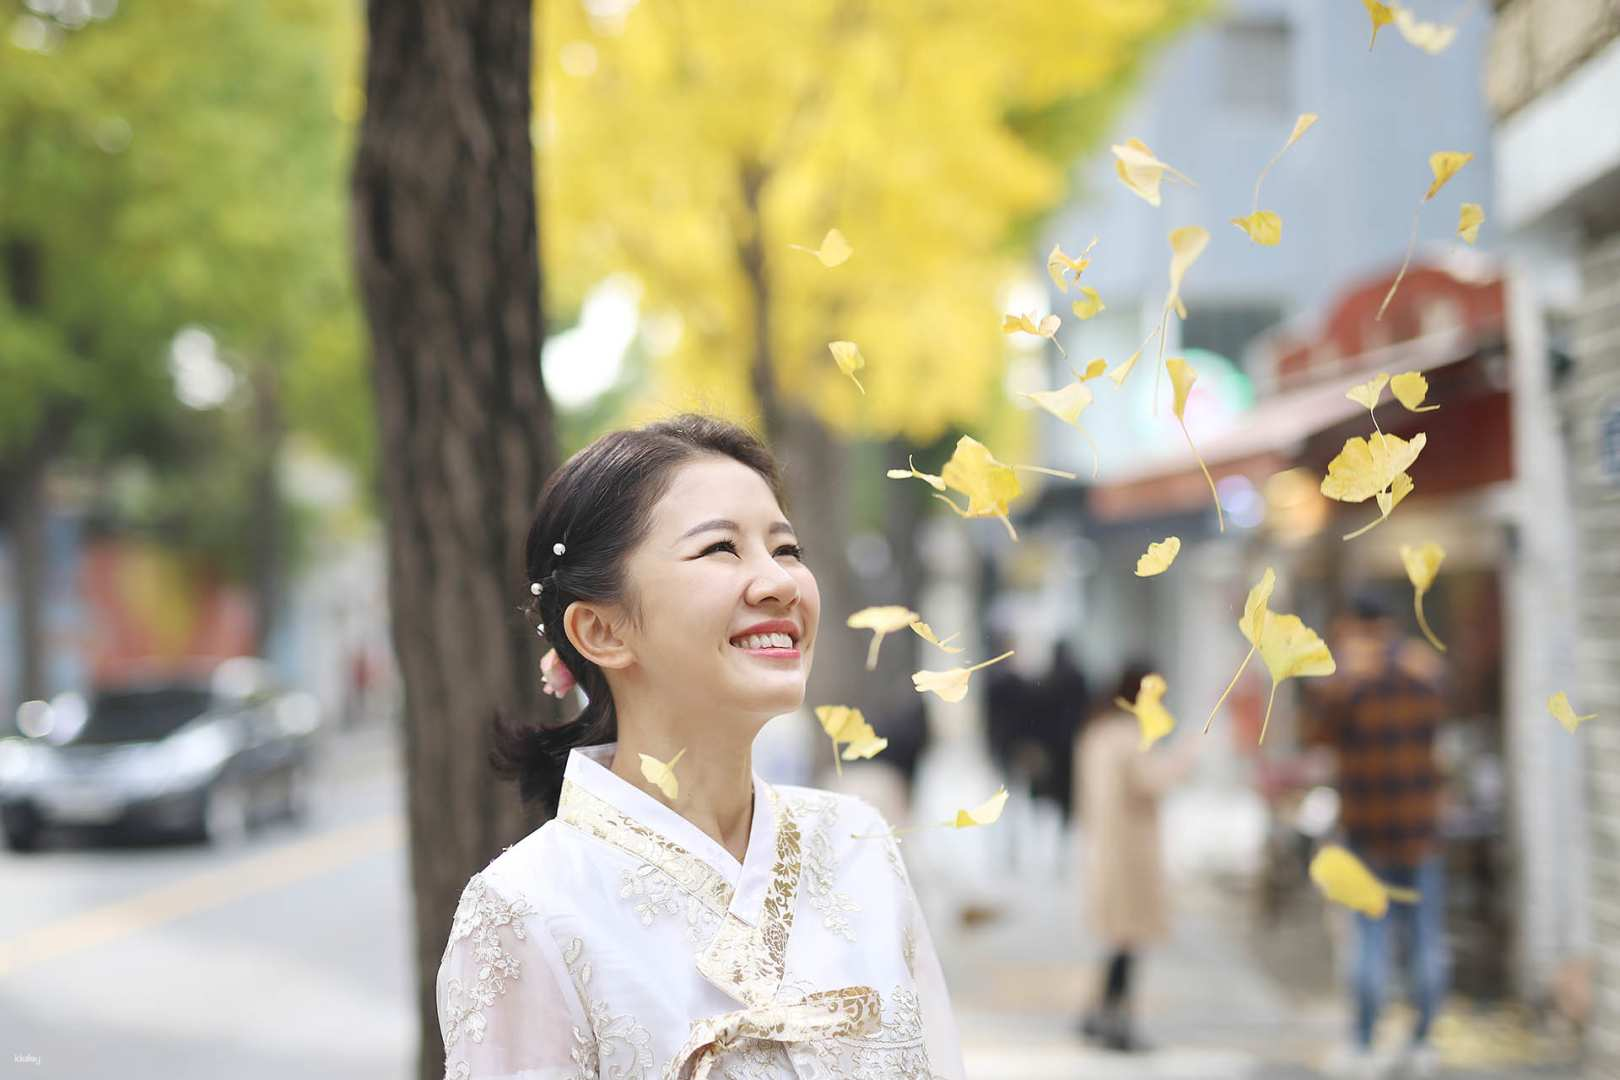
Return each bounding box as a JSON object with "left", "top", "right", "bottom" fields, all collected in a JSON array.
[{"left": 700, "top": 540, "right": 805, "bottom": 559}]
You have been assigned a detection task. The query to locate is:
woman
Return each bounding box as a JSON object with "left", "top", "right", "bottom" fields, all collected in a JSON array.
[
  {"left": 436, "top": 414, "right": 963, "bottom": 1080},
  {"left": 1074, "top": 660, "right": 1196, "bottom": 1053}
]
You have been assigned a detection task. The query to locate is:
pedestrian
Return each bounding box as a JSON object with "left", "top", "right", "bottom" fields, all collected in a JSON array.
[
  {"left": 437, "top": 413, "right": 963, "bottom": 1079},
  {"left": 1308, "top": 590, "right": 1449, "bottom": 1079},
  {"left": 1031, "top": 639, "right": 1089, "bottom": 824},
  {"left": 1074, "top": 658, "right": 1197, "bottom": 1052}
]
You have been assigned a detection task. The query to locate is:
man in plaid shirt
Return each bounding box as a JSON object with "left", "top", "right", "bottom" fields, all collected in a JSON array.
[{"left": 1306, "top": 592, "right": 1449, "bottom": 1078}]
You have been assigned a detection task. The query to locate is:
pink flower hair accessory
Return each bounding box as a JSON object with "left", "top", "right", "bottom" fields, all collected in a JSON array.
[{"left": 540, "top": 647, "right": 577, "bottom": 698}]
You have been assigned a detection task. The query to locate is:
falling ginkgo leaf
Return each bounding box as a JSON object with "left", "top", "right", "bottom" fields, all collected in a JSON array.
[
  {"left": 1391, "top": 371, "right": 1440, "bottom": 412},
  {"left": 1457, "top": 202, "right": 1484, "bottom": 243},
  {"left": 1233, "top": 113, "right": 1316, "bottom": 248},
  {"left": 1116, "top": 672, "right": 1177, "bottom": 750},
  {"left": 1362, "top": 0, "right": 1395, "bottom": 48},
  {"left": 910, "top": 620, "right": 964, "bottom": 654},
  {"left": 886, "top": 455, "right": 946, "bottom": 491},
  {"left": 1166, "top": 357, "right": 1225, "bottom": 533},
  {"left": 912, "top": 436, "right": 1076, "bottom": 542},
  {"left": 1108, "top": 349, "right": 1142, "bottom": 388},
  {"left": 1135, "top": 537, "right": 1181, "bottom": 577},
  {"left": 1072, "top": 287, "right": 1105, "bottom": 320},
  {"left": 1003, "top": 312, "right": 1066, "bottom": 358},
  {"left": 1020, "top": 379, "right": 1100, "bottom": 479},
  {"left": 1321, "top": 432, "right": 1426, "bottom": 539},
  {"left": 638, "top": 747, "right": 687, "bottom": 801},
  {"left": 1111, "top": 138, "right": 1196, "bottom": 207},
  {"left": 1231, "top": 211, "right": 1283, "bottom": 246},
  {"left": 1346, "top": 372, "right": 1390, "bottom": 414},
  {"left": 1047, "top": 237, "right": 1099, "bottom": 292},
  {"left": 1151, "top": 227, "right": 1211, "bottom": 407},
  {"left": 788, "top": 228, "right": 852, "bottom": 267},
  {"left": 952, "top": 785, "right": 1010, "bottom": 828},
  {"left": 828, "top": 341, "right": 866, "bottom": 395},
  {"left": 815, "top": 705, "right": 887, "bottom": 777},
  {"left": 1075, "top": 358, "right": 1109, "bottom": 381},
  {"left": 913, "top": 650, "right": 1016, "bottom": 703},
  {"left": 1379, "top": 151, "right": 1475, "bottom": 320},
  {"left": 1401, "top": 542, "right": 1447, "bottom": 652},
  {"left": 1549, "top": 691, "right": 1596, "bottom": 734},
  {"left": 1310, "top": 844, "right": 1420, "bottom": 918},
  {"left": 1205, "top": 567, "right": 1336, "bottom": 743},
  {"left": 847, "top": 605, "right": 921, "bottom": 671}
]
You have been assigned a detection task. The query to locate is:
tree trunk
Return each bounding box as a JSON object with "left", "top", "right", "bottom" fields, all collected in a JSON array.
[
  {"left": 351, "top": 6, "right": 552, "bottom": 1079},
  {"left": 247, "top": 360, "right": 284, "bottom": 657},
  {"left": 0, "top": 435, "right": 52, "bottom": 708}
]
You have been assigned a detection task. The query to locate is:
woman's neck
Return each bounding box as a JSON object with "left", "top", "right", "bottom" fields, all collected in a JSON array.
[{"left": 608, "top": 725, "right": 757, "bottom": 865}]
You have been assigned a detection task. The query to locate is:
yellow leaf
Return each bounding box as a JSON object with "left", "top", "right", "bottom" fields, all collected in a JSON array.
[
  {"left": 1231, "top": 210, "right": 1282, "bottom": 246},
  {"left": 1401, "top": 542, "right": 1447, "bottom": 652},
  {"left": 1020, "top": 379, "right": 1099, "bottom": 478},
  {"left": 1002, "top": 312, "right": 1066, "bottom": 358},
  {"left": 847, "top": 605, "right": 921, "bottom": 670},
  {"left": 1107, "top": 350, "right": 1141, "bottom": 388},
  {"left": 788, "top": 227, "right": 852, "bottom": 267},
  {"left": 814, "top": 705, "right": 887, "bottom": 777},
  {"left": 951, "top": 785, "right": 1010, "bottom": 829},
  {"left": 910, "top": 620, "right": 964, "bottom": 654},
  {"left": 827, "top": 340, "right": 866, "bottom": 395},
  {"left": 1208, "top": 566, "right": 1335, "bottom": 742},
  {"left": 638, "top": 747, "right": 687, "bottom": 801},
  {"left": 913, "top": 649, "right": 1015, "bottom": 703},
  {"left": 1166, "top": 226, "right": 1210, "bottom": 319},
  {"left": 1362, "top": 0, "right": 1395, "bottom": 49},
  {"left": 1457, "top": 202, "right": 1484, "bottom": 244},
  {"left": 1549, "top": 691, "right": 1596, "bottom": 734},
  {"left": 1394, "top": 6, "right": 1458, "bottom": 53},
  {"left": 931, "top": 435, "right": 1076, "bottom": 542},
  {"left": 886, "top": 454, "right": 946, "bottom": 491},
  {"left": 1115, "top": 673, "right": 1176, "bottom": 750},
  {"left": 1390, "top": 371, "right": 1440, "bottom": 412},
  {"left": 1310, "top": 844, "right": 1420, "bottom": 918},
  {"left": 1111, "top": 137, "right": 1195, "bottom": 207},
  {"left": 1321, "top": 433, "right": 1427, "bottom": 504},
  {"left": 1047, "top": 236, "right": 1098, "bottom": 292},
  {"left": 1286, "top": 112, "right": 1319, "bottom": 148},
  {"left": 1074, "top": 358, "right": 1109, "bottom": 381},
  {"left": 1072, "top": 286, "right": 1105, "bottom": 319},
  {"left": 1346, "top": 373, "right": 1390, "bottom": 412},
  {"left": 1135, "top": 536, "right": 1181, "bottom": 577},
  {"left": 1424, "top": 151, "right": 1473, "bottom": 201},
  {"left": 1165, "top": 356, "right": 1224, "bottom": 533}
]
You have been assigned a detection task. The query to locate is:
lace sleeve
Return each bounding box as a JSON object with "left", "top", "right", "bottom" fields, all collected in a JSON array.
[{"left": 436, "top": 873, "right": 597, "bottom": 1080}]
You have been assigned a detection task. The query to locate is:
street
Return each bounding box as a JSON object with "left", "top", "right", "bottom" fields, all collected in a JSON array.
[{"left": 0, "top": 721, "right": 1582, "bottom": 1079}]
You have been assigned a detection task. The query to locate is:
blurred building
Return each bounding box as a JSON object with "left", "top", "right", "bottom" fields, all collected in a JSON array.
[
  {"left": 1486, "top": 1, "right": 1620, "bottom": 1073},
  {"left": 1005, "top": 0, "right": 1593, "bottom": 1011}
]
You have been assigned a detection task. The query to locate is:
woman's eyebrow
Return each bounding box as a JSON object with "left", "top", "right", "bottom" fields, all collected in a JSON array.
[{"left": 678, "top": 518, "right": 796, "bottom": 541}]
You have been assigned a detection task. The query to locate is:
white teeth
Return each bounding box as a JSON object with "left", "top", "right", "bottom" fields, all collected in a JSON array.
[{"left": 730, "top": 632, "right": 794, "bottom": 650}]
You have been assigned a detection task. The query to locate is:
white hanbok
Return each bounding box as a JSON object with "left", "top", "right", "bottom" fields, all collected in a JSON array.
[{"left": 436, "top": 742, "right": 964, "bottom": 1080}]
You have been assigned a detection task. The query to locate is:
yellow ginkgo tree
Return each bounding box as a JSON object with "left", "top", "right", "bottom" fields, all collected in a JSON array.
[{"left": 1205, "top": 568, "right": 1337, "bottom": 744}]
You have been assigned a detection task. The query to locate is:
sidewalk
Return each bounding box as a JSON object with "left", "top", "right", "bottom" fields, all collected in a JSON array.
[{"left": 923, "top": 844, "right": 1582, "bottom": 1079}]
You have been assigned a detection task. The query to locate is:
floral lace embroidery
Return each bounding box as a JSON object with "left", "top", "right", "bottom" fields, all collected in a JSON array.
[
  {"left": 440, "top": 874, "right": 536, "bottom": 1060},
  {"left": 793, "top": 985, "right": 933, "bottom": 1080},
  {"left": 563, "top": 936, "right": 655, "bottom": 1079},
  {"left": 794, "top": 793, "right": 861, "bottom": 942},
  {"left": 618, "top": 862, "right": 723, "bottom": 947}
]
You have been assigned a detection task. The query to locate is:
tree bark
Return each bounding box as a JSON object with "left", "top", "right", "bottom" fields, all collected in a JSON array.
[
  {"left": 0, "top": 432, "right": 52, "bottom": 707},
  {"left": 247, "top": 360, "right": 284, "bottom": 656},
  {"left": 351, "top": 6, "right": 552, "bottom": 1079}
]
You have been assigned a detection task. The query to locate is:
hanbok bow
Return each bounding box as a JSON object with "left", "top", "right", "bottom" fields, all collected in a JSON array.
[{"left": 665, "top": 986, "right": 881, "bottom": 1080}]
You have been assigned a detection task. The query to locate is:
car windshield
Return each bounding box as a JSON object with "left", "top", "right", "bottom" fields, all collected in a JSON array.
[{"left": 72, "top": 687, "right": 214, "bottom": 746}]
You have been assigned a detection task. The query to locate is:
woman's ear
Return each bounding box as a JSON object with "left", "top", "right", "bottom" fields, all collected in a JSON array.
[{"left": 563, "top": 599, "right": 634, "bottom": 671}]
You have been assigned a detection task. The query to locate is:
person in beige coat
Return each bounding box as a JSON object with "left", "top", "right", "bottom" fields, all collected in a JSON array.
[{"left": 1074, "top": 660, "right": 1198, "bottom": 1052}]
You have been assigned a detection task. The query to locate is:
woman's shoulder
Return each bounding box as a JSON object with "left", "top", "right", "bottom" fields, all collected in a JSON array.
[
  {"left": 772, "top": 781, "right": 887, "bottom": 831},
  {"left": 452, "top": 817, "right": 585, "bottom": 926}
]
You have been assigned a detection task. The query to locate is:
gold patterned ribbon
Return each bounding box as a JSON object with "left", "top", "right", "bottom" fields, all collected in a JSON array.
[{"left": 663, "top": 986, "right": 882, "bottom": 1080}]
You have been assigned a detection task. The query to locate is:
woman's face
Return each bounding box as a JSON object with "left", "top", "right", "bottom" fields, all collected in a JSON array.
[{"left": 614, "top": 456, "right": 819, "bottom": 721}]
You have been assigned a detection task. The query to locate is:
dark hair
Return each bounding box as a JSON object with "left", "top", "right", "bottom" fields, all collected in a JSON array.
[
  {"left": 1111, "top": 658, "right": 1157, "bottom": 710},
  {"left": 489, "top": 412, "right": 788, "bottom": 816}
]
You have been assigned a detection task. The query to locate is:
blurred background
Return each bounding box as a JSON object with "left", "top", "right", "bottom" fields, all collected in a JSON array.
[{"left": 2, "top": 0, "right": 1617, "bottom": 1077}]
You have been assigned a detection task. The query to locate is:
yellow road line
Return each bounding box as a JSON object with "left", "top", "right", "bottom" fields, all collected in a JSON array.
[{"left": 0, "top": 814, "right": 403, "bottom": 979}]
